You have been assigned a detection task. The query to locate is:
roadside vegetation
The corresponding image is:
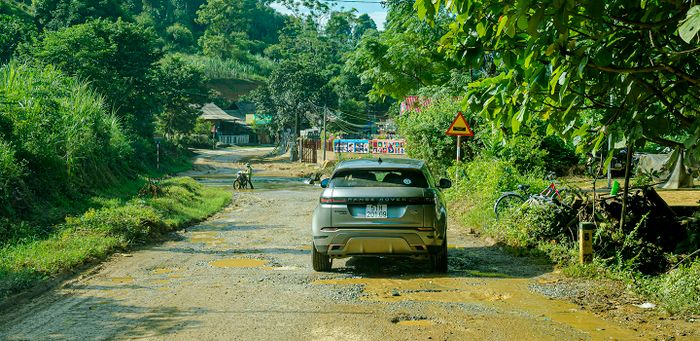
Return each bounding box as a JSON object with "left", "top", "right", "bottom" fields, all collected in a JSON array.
[
  {"left": 371, "top": 1, "right": 700, "bottom": 315},
  {"left": 0, "top": 177, "right": 230, "bottom": 298}
]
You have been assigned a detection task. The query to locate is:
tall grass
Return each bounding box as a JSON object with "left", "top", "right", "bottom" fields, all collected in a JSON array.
[
  {"left": 177, "top": 53, "right": 274, "bottom": 80},
  {"left": 0, "top": 61, "right": 132, "bottom": 238}
]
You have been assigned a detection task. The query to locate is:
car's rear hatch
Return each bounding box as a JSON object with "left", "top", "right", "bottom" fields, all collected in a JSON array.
[{"left": 326, "top": 187, "right": 433, "bottom": 228}]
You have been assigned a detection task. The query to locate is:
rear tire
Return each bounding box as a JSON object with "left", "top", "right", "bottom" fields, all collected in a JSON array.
[
  {"left": 312, "top": 244, "right": 332, "bottom": 272},
  {"left": 432, "top": 239, "right": 448, "bottom": 273}
]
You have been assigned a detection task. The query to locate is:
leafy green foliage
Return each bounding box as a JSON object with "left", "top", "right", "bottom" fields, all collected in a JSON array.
[
  {"left": 28, "top": 19, "right": 162, "bottom": 137},
  {"left": 414, "top": 0, "right": 700, "bottom": 163},
  {"left": 33, "top": 0, "right": 125, "bottom": 30},
  {"left": 155, "top": 54, "right": 210, "bottom": 139},
  {"left": 0, "top": 62, "right": 132, "bottom": 216},
  {"left": 446, "top": 156, "right": 547, "bottom": 228},
  {"left": 396, "top": 98, "right": 476, "bottom": 174},
  {"left": 346, "top": 2, "right": 456, "bottom": 100},
  {"left": 0, "top": 14, "right": 36, "bottom": 63},
  {"left": 643, "top": 259, "right": 700, "bottom": 315},
  {"left": 195, "top": 0, "right": 284, "bottom": 58},
  {"left": 0, "top": 177, "right": 230, "bottom": 298},
  {"left": 251, "top": 59, "right": 337, "bottom": 135}
]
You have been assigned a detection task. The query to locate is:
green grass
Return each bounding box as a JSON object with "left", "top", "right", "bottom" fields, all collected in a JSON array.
[
  {"left": 0, "top": 177, "right": 230, "bottom": 299},
  {"left": 177, "top": 53, "right": 273, "bottom": 81}
]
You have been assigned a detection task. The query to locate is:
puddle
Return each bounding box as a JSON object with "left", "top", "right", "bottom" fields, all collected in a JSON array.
[
  {"left": 152, "top": 268, "right": 176, "bottom": 275},
  {"left": 110, "top": 276, "right": 135, "bottom": 284},
  {"left": 189, "top": 231, "right": 225, "bottom": 247},
  {"left": 396, "top": 320, "right": 434, "bottom": 327},
  {"left": 209, "top": 258, "right": 268, "bottom": 268},
  {"left": 313, "top": 277, "right": 640, "bottom": 339},
  {"left": 192, "top": 175, "right": 312, "bottom": 190}
]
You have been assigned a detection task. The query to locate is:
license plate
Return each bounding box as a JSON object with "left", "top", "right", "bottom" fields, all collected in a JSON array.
[{"left": 366, "top": 204, "right": 388, "bottom": 218}]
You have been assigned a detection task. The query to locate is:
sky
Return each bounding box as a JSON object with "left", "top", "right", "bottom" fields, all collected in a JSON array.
[{"left": 270, "top": 1, "right": 388, "bottom": 31}]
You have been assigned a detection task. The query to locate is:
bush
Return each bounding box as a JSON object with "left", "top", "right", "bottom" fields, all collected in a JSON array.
[
  {"left": 644, "top": 260, "right": 700, "bottom": 315},
  {"left": 64, "top": 205, "right": 164, "bottom": 243},
  {"left": 446, "top": 156, "right": 548, "bottom": 229}
]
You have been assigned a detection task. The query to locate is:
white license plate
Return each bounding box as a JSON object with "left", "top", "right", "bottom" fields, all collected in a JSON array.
[{"left": 366, "top": 204, "right": 388, "bottom": 218}]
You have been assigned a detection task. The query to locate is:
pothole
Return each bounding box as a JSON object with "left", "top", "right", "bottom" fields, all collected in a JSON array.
[
  {"left": 209, "top": 258, "right": 268, "bottom": 268},
  {"left": 391, "top": 315, "right": 434, "bottom": 327}
]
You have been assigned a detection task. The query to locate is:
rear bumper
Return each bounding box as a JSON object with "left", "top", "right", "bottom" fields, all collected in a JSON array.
[{"left": 313, "top": 228, "right": 444, "bottom": 258}]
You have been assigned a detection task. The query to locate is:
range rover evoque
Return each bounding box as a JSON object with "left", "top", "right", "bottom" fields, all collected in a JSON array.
[{"left": 311, "top": 158, "right": 451, "bottom": 272}]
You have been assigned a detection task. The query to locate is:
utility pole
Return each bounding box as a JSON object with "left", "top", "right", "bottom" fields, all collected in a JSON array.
[{"left": 322, "top": 107, "right": 327, "bottom": 162}]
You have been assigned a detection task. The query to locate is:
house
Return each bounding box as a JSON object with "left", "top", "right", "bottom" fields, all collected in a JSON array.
[{"left": 199, "top": 103, "right": 251, "bottom": 145}]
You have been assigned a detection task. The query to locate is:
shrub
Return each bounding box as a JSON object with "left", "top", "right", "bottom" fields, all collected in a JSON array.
[
  {"left": 645, "top": 260, "right": 700, "bottom": 315},
  {"left": 64, "top": 205, "right": 164, "bottom": 243},
  {"left": 446, "top": 156, "right": 548, "bottom": 229}
]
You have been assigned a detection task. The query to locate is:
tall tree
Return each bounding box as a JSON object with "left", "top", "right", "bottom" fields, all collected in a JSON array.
[
  {"left": 28, "top": 19, "right": 162, "bottom": 137},
  {"left": 33, "top": 0, "right": 125, "bottom": 30},
  {"left": 156, "top": 55, "right": 210, "bottom": 138}
]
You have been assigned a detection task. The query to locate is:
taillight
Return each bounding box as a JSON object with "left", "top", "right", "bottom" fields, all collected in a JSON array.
[{"left": 320, "top": 197, "right": 346, "bottom": 204}]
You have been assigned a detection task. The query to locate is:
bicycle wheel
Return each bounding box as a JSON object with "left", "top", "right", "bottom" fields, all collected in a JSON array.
[{"left": 494, "top": 193, "right": 526, "bottom": 219}]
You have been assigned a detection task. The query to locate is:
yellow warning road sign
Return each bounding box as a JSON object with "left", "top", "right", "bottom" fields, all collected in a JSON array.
[{"left": 446, "top": 112, "right": 474, "bottom": 136}]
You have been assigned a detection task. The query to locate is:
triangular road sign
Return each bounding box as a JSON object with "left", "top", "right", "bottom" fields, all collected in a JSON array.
[{"left": 446, "top": 112, "right": 474, "bottom": 136}]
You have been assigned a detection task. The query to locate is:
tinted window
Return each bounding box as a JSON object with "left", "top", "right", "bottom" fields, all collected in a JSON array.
[{"left": 330, "top": 169, "right": 428, "bottom": 188}]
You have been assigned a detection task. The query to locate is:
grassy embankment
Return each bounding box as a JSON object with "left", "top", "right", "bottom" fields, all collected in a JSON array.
[
  {"left": 446, "top": 158, "right": 700, "bottom": 315},
  {"left": 0, "top": 174, "right": 231, "bottom": 300}
]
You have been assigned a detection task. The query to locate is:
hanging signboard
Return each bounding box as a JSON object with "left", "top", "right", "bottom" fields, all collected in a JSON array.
[
  {"left": 333, "top": 139, "right": 370, "bottom": 153},
  {"left": 371, "top": 139, "right": 405, "bottom": 155}
]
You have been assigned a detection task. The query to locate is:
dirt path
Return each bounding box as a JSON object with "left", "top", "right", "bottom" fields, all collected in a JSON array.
[{"left": 0, "top": 148, "right": 697, "bottom": 340}]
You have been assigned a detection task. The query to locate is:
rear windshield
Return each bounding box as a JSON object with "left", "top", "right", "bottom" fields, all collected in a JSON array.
[{"left": 330, "top": 169, "right": 428, "bottom": 188}]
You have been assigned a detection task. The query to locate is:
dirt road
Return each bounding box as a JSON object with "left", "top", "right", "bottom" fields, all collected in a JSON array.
[{"left": 1, "top": 148, "right": 697, "bottom": 340}]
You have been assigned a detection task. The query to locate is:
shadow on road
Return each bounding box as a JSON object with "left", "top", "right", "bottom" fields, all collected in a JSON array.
[
  {"left": 0, "top": 291, "right": 204, "bottom": 340},
  {"left": 332, "top": 245, "right": 552, "bottom": 279}
]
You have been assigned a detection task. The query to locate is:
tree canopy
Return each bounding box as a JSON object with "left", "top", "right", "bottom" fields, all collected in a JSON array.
[{"left": 413, "top": 0, "right": 700, "bottom": 161}]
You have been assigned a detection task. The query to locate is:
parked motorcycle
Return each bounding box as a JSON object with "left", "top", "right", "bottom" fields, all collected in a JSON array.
[{"left": 233, "top": 163, "right": 254, "bottom": 190}]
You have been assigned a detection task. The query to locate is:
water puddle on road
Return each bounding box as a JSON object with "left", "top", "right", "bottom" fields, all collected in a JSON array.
[
  {"left": 209, "top": 258, "right": 268, "bottom": 268},
  {"left": 396, "top": 320, "right": 434, "bottom": 327},
  {"left": 188, "top": 231, "right": 225, "bottom": 247},
  {"left": 313, "top": 277, "right": 640, "bottom": 339},
  {"left": 152, "top": 268, "right": 176, "bottom": 275},
  {"left": 109, "top": 276, "right": 135, "bottom": 284}
]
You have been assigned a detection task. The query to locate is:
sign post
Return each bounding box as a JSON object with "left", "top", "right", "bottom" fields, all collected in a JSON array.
[{"left": 445, "top": 112, "right": 474, "bottom": 181}]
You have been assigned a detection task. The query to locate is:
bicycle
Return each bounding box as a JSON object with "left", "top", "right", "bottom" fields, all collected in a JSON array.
[{"left": 493, "top": 181, "right": 578, "bottom": 220}]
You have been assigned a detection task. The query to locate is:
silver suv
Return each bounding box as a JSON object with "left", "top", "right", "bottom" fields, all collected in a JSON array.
[{"left": 311, "top": 158, "right": 451, "bottom": 272}]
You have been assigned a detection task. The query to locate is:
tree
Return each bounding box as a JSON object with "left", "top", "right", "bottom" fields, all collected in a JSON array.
[
  {"left": 251, "top": 59, "right": 337, "bottom": 138},
  {"left": 28, "top": 19, "right": 162, "bottom": 137},
  {"left": 414, "top": 0, "right": 700, "bottom": 161},
  {"left": 353, "top": 13, "right": 376, "bottom": 40},
  {"left": 195, "top": 0, "right": 284, "bottom": 58},
  {"left": 33, "top": 0, "right": 125, "bottom": 30},
  {"left": 345, "top": 2, "right": 457, "bottom": 100},
  {"left": 0, "top": 14, "right": 36, "bottom": 63},
  {"left": 156, "top": 55, "right": 210, "bottom": 138}
]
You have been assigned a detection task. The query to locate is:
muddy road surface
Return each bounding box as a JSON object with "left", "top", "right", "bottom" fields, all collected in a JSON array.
[{"left": 1, "top": 148, "right": 697, "bottom": 340}]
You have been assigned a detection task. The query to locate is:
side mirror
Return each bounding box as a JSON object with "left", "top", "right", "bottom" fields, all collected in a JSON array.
[
  {"left": 320, "top": 178, "right": 330, "bottom": 188},
  {"left": 437, "top": 178, "right": 452, "bottom": 189}
]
